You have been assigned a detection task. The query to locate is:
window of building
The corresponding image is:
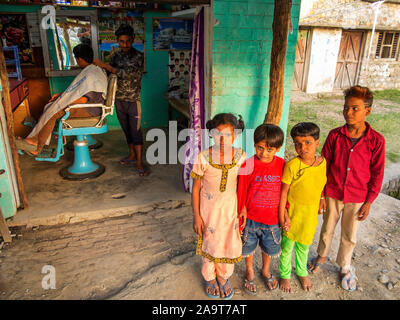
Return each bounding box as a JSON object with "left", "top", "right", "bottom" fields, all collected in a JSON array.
[{"left": 375, "top": 31, "right": 400, "bottom": 59}]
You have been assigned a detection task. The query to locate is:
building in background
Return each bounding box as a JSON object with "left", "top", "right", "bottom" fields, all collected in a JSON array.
[{"left": 294, "top": 0, "right": 400, "bottom": 93}]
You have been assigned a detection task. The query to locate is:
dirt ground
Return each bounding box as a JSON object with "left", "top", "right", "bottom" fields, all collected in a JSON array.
[
  {"left": 0, "top": 192, "right": 399, "bottom": 300},
  {"left": 1, "top": 91, "right": 400, "bottom": 300}
]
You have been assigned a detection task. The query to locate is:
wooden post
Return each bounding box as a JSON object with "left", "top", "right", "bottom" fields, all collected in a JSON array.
[
  {"left": 0, "top": 42, "right": 29, "bottom": 209},
  {"left": 0, "top": 208, "right": 12, "bottom": 243},
  {"left": 264, "top": 0, "right": 292, "bottom": 125}
]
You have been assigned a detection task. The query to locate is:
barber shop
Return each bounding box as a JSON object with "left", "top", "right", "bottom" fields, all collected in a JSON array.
[{"left": 0, "top": 0, "right": 301, "bottom": 228}]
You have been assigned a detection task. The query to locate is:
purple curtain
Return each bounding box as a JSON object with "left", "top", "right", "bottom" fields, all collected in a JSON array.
[{"left": 182, "top": 7, "right": 205, "bottom": 192}]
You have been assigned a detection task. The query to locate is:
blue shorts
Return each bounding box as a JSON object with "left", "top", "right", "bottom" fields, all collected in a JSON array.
[{"left": 241, "top": 219, "right": 281, "bottom": 258}]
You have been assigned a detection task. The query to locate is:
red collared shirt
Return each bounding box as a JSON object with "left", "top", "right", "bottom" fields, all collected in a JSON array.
[{"left": 322, "top": 122, "right": 385, "bottom": 204}]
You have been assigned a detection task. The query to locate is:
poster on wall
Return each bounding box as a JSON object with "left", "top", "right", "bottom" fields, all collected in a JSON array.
[
  {"left": 98, "top": 9, "right": 145, "bottom": 64},
  {"left": 0, "top": 13, "right": 33, "bottom": 64},
  {"left": 153, "top": 18, "right": 193, "bottom": 51},
  {"left": 167, "top": 50, "right": 191, "bottom": 99}
]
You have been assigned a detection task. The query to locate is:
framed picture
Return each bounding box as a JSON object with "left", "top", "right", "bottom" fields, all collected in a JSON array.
[
  {"left": 0, "top": 13, "right": 34, "bottom": 64},
  {"left": 153, "top": 18, "right": 193, "bottom": 51}
]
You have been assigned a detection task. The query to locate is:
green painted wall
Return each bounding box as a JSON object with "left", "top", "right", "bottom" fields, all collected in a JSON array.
[{"left": 212, "top": 0, "right": 301, "bottom": 157}]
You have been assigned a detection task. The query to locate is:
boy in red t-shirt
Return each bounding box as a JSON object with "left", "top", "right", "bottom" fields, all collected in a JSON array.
[{"left": 237, "top": 124, "right": 285, "bottom": 295}]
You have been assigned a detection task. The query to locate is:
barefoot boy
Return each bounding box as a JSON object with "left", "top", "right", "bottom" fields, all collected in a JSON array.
[
  {"left": 237, "top": 124, "right": 285, "bottom": 295},
  {"left": 308, "top": 86, "right": 385, "bottom": 292},
  {"left": 279, "top": 122, "right": 327, "bottom": 293}
]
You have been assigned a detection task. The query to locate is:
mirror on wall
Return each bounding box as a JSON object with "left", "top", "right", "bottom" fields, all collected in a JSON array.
[{"left": 39, "top": 10, "right": 98, "bottom": 77}]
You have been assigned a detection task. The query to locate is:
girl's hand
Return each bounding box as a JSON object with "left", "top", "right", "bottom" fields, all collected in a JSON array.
[
  {"left": 319, "top": 197, "right": 326, "bottom": 215},
  {"left": 193, "top": 213, "right": 205, "bottom": 236}
]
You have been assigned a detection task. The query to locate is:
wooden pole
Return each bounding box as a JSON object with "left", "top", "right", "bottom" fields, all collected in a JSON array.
[
  {"left": 0, "top": 208, "right": 12, "bottom": 243},
  {"left": 0, "top": 42, "right": 29, "bottom": 209},
  {"left": 264, "top": 0, "right": 292, "bottom": 125}
]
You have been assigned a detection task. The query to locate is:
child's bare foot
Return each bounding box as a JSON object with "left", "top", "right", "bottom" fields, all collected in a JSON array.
[
  {"left": 244, "top": 269, "right": 257, "bottom": 294},
  {"left": 279, "top": 278, "right": 292, "bottom": 293},
  {"left": 298, "top": 276, "right": 313, "bottom": 291},
  {"left": 307, "top": 255, "right": 326, "bottom": 274}
]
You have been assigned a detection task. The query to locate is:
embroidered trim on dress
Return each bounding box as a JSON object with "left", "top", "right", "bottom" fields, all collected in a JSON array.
[
  {"left": 196, "top": 237, "right": 242, "bottom": 264},
  {"left": 190, "top": 171, "right": 203, "bottom": 180},
  {"left": 202, "top": 149, "right": 244, "bottom": 192}
]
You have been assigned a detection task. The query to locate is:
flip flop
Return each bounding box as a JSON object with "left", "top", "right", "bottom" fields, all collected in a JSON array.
[
  {"left": 15, "top": 138, "right": 37, "bottom": 152},
  {"left": 204, "top": 280, "right": 219, "bottom": 299},
  {"left": 307, "top": 257, "right": 324, "bottom": 274},
  {"left": 341, "top": 266, "right": 357, "bottom": 292},
  {"left": 262, "top": 273, "right": 278, "bottom": 291},
  {"left": 137, "top": 167, "right": 149, "bottom": 177},
  {"left": 119, "top": 157, "right": 137, "bottom": 165},
  {"left": 243, "top": 278, "right": 257, "bottom": 295},
  {"left": 218, "top": 278, "right": 234, "bottom": 300}
]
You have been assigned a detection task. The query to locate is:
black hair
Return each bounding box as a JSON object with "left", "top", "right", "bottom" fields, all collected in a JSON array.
[
  {"left": 175, "top": 58, "right": 179, "bottom": 62},
  {"left": 290, "top": 122, "right": 320, "bottom": 141},
  {"left": 73, "top": 43, "right": 93, "bottom": 63},
  {"left": 206, "top": 113, "right": 245, "bottom": 131},
  {"left": 254, "top": 123, "right": 284, "bottom": 148},
  {"left": 179, "top": 64, "right": 185, "bottom": 68},
  {"left": 115, "top": 24, "right": 134, "bottom": 39},
  {"left": 344, "top": 85, "right": 373, "bottom": 108}
]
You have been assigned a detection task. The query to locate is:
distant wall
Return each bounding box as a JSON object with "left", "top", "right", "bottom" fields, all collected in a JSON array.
[{"left": 305, "top": 28, "right": 342, "bottom": 93}]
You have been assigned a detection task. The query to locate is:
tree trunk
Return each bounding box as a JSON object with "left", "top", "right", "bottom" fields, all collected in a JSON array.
[{"left": 264, "top": 0, "right": 292, "bottom": 125}]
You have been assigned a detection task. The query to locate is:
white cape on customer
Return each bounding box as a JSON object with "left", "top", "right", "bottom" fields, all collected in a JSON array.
[{"left": 27, "top": 64, "right": 107, "bottom": 139}]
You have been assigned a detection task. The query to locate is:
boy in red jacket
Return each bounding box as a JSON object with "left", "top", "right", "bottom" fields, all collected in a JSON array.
[
  {"left": 237, "top": 124, "right": 285, "bottom": 295},
  {"left": 308, "top": 86, "right": 385, "bottom": 292}
]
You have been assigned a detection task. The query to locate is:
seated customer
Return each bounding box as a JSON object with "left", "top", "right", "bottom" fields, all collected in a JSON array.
[{"left": 17, "top": 44, "right": 107, "bottom": 156}]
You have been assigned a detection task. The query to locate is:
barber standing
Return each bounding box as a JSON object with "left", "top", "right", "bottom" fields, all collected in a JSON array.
[{"left": 94, "top": 24, "right": 148, "bottom": 176}]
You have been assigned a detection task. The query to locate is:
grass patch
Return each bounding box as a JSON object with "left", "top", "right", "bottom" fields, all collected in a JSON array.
[
  {"left": 286, "top": 94, "right": 400, "bottom": 166},
  {"left": 373, "top": 89, "right": 400, "bottom": 103}
]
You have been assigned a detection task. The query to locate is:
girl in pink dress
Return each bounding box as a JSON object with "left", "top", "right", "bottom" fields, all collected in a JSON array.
[{"left": 191, "top": 113, "right": 247, "bottom": 300}]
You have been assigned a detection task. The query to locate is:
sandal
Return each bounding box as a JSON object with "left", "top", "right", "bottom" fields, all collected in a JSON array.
[
  {"left": 307, "top": 257, "right": 324, "bottom": 274},
  {"left": 341, "top": 266, "right": 357, "bottom": 292},
  {"left": 119, "top": 157, "right": 137, "bottom": 165},
  {"left": 204, "top": 280, "right": 219, "bottom": 299},
  {"left": 243, "top": 278, "right": 257, "bottom": 295},
  {"left": 218, "top": 278, "right": 234, "bottom": 300},
  {"left": 262, "top": 273, "right": 278, "bottom": 291},
  {"left": 137, "top": 166, "right": 149, "bottom": 177}
]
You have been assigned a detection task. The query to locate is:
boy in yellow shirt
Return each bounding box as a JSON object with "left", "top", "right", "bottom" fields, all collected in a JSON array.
[{"left": 278, "top": 122, "right": 327, "bottom": 293}]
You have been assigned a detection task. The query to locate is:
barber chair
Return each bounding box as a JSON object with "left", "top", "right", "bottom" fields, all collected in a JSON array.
[{"left": 34, "top": 74, "right": 117, "bottom": 180}]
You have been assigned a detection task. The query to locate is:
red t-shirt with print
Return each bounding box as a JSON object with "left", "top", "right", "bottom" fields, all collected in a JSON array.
[{"left": 237, "top": 155, "right": 285, "bottom": 227}]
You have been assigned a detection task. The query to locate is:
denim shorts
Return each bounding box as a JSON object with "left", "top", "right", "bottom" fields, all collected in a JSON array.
[{"left": 241, "top": 219, "right": 281, "bottom": 258}]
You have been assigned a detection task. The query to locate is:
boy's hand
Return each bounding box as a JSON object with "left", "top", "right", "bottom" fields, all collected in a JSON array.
[
  {"left": 319, "top": 197, "right": 326, "bottom": 215},
  {"left": 280, "top": 209, "right": 290, "bottom": 232},
  {"left": 357, "top": 202, "right": 371, "bottom": 221},
  {"left": 193, "top": 213, "right": 205, "bottom": 236},
  {"left": 239, "top": 207, "right": 247, "bottom": 230}
]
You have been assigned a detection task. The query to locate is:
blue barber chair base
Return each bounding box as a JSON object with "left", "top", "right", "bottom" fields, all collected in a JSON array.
[{"left": 66, "top": 135, "right": 103, "bottom": 151}]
